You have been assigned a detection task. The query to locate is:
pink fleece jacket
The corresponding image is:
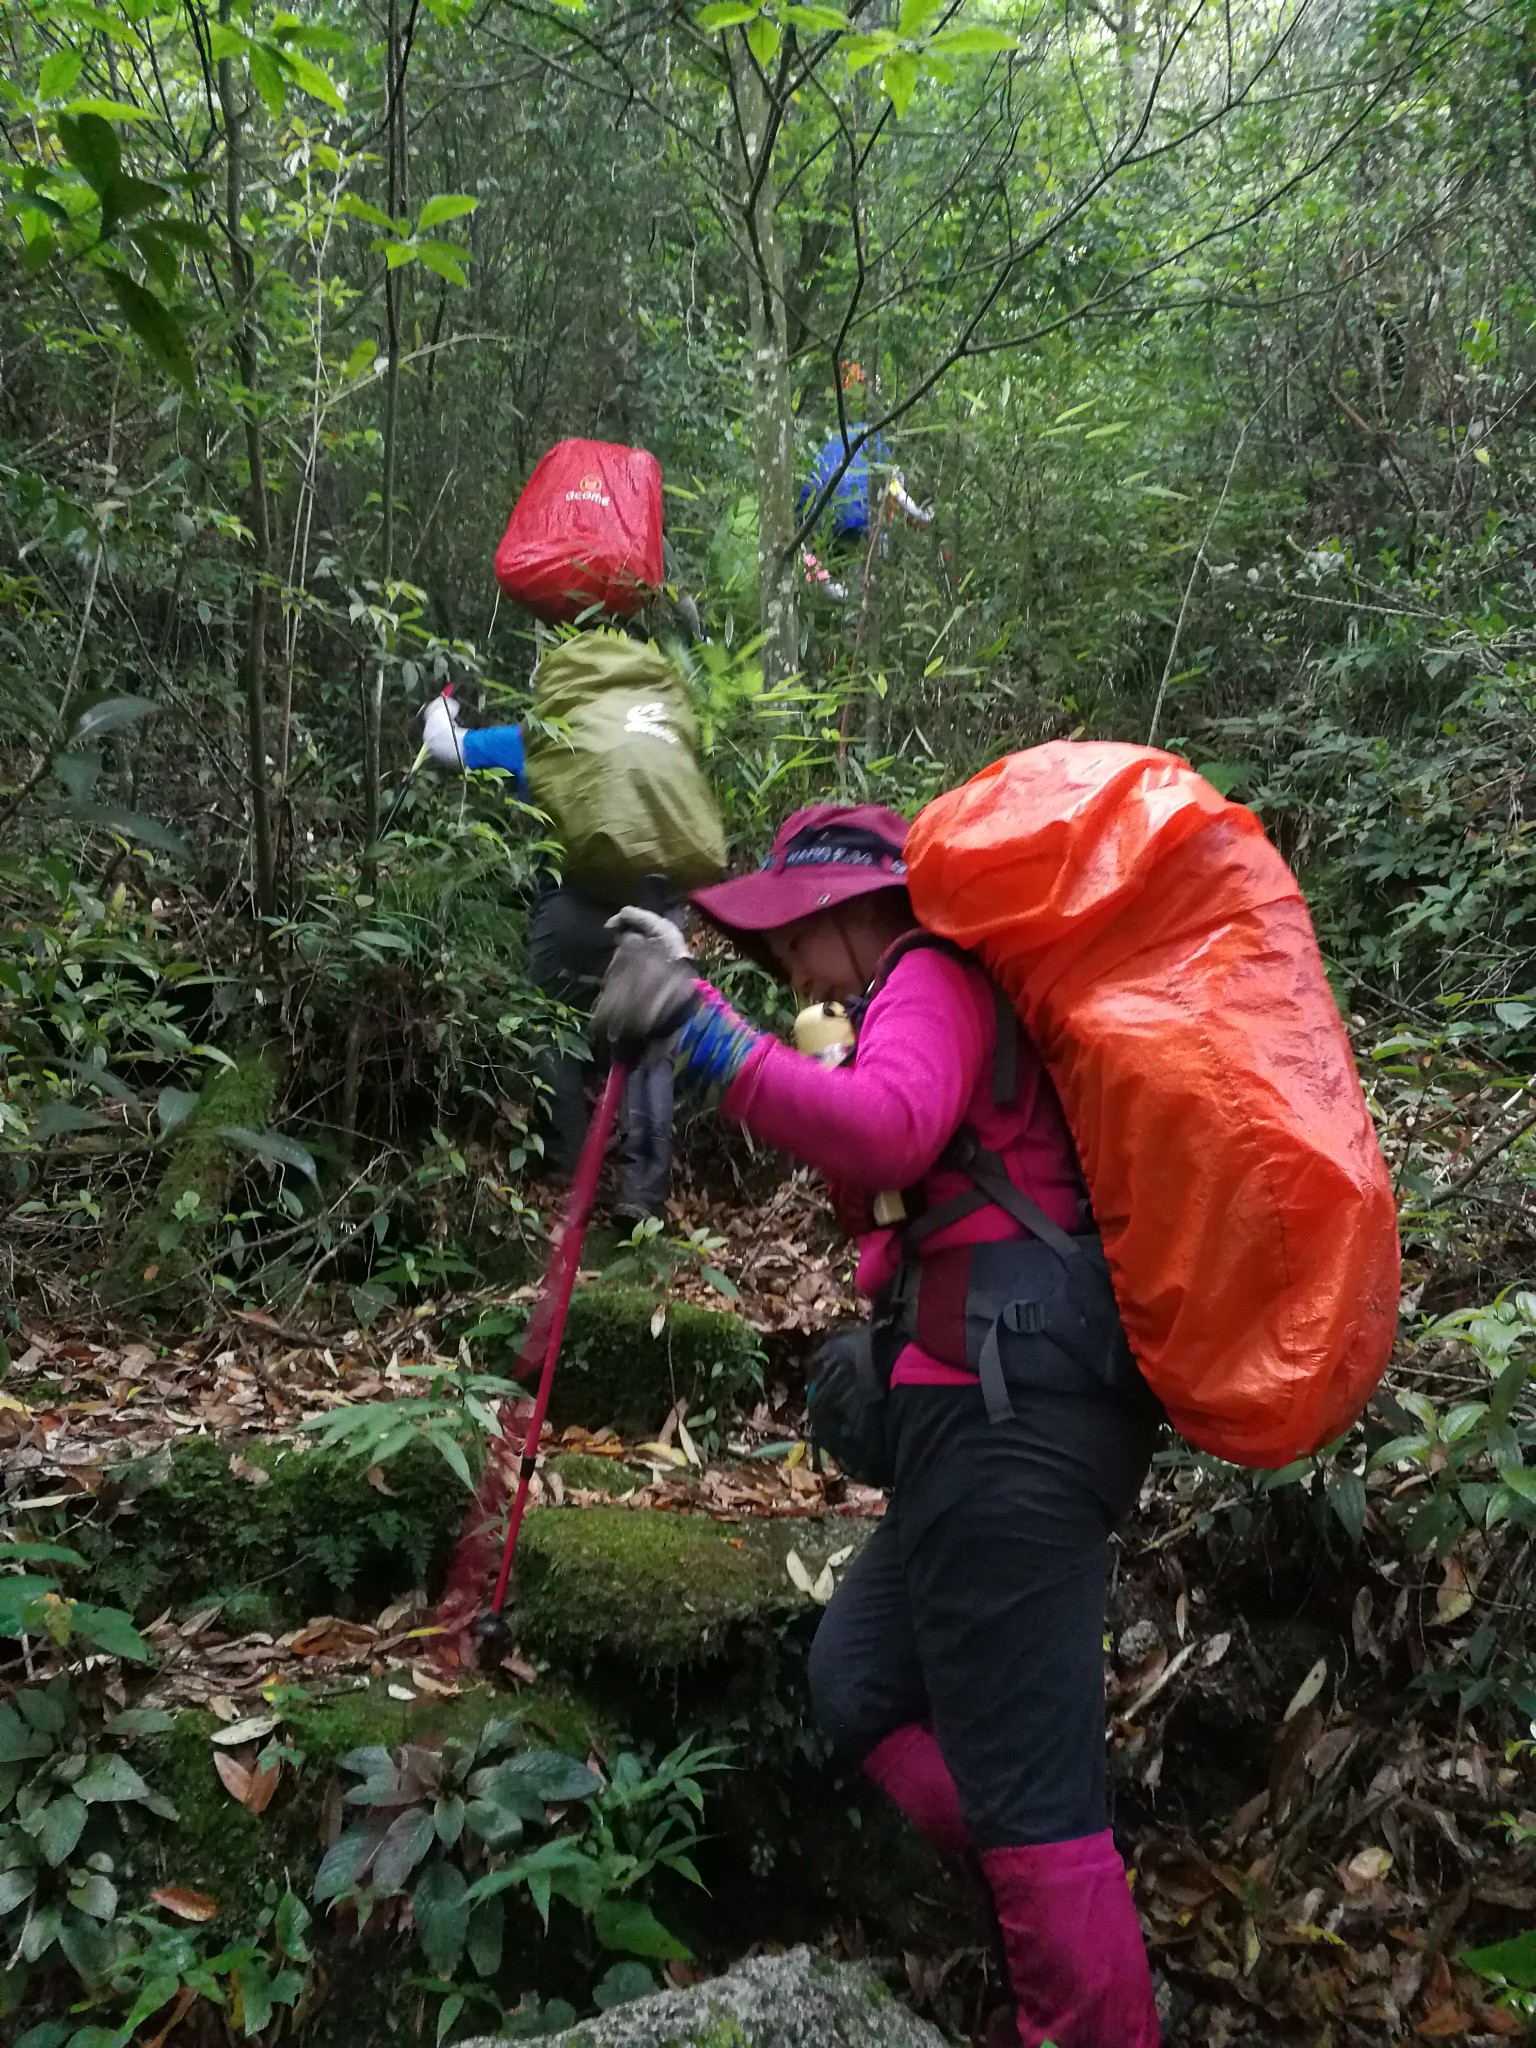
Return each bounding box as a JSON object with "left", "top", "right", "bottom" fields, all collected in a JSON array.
[{"left": 720, "top": 944, "right": 1083, "bottom": 1385}]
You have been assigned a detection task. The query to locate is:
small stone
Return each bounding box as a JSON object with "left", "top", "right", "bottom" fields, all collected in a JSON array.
[{"left": 1117, "top": 1617, "right": 1164, "bottom": 1667}]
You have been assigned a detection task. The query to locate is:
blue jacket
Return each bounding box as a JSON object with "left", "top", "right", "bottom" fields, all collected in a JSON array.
[
  {"left": 798, "top": 423, "right": 894, "bottom": 540},
  {"left": 461, "top": 724, "right": 525, "bottom": 786}
]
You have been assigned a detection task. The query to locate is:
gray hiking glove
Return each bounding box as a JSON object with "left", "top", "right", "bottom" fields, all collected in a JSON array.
[{"left": 593, "top": 907, "right": 699, "bottom": 1063}]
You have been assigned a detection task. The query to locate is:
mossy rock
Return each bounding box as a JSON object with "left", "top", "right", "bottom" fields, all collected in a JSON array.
[
  {"left": 547, "top": 1451, "right": 649, "bottom": 1496},
  {"left": 480, "top": 1287, "right": 765, "bottom": 1435},
  {"left": 460, "top": 1947, "right": 947, "bottom": 2048},
  {"left": 515, "top": 1506, "right": 864, "bottom": 1672},
  {"left": 101, "top": 1045, "right": 281, "bottom": 1308},
  {"left": 87, "top": 1433, "right": 463, "bottom": 1625}
]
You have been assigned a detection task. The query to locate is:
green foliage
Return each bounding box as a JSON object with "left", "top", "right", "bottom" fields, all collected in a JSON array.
[
  {"left": 0, "top": 1543, "right": 150, "bottom": 1665},
  {"left": 298, "top": 1356, "right": 508, "bottom": 1491},
  {"left": 316, "top": 1718, "right": 721, "bottom": 2036},
  {"left": 84, "top": 1434, "right": 461, "bottom": 1629},
  {"left": 0, "top": 1678, "right": 176, "bottom": 2020}
]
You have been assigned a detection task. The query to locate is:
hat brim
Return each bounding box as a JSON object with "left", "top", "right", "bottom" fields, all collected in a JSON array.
[{"left": 691, "top": 865, "right": 909, "bottom": 969}]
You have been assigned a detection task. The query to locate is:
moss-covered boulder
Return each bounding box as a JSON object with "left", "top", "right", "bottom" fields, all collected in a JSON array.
[
  {"left": 89, "top": 1433, "right": 461, "bottom": 1626},
  {"left": 481, "top": 1287, "right": 764, "bottom": 1435},
  {"left": 460, "top": 1948, "right": 946, "bottom": 2048},
  {"left": 516, "top": 1506, "right": 864, "bottom": 1671},
  {"left": 101, "top": 1045, "right": 281, "bottom": 1307}
]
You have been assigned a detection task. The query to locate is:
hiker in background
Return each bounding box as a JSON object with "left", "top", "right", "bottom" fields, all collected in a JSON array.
[
  {"left": 799, "top": 362, "right": 933, "bottom": 600},
  {"left": 416, "top": 436, "right": 724, "bottom": 1219},
  {"left": 418, "top": 667, "right": 693, "bottom": 1225},
  {"left": 589, "top": 803, "right": 1161, "bottom": 2048}
]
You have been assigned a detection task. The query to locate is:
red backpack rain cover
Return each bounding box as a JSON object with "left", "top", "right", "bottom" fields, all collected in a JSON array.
[
  {"left": 494, "top": 439, "right": 663, "bottom": 622},
  {"left": 905, "top": 743, "right": 1400, "bottom": 1469}
]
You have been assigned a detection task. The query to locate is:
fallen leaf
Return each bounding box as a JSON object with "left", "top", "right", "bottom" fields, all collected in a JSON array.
[
  {"left": 500, "top": 1648, "right": 539, "bottom": 1685},
  {"left": 388, "top": 1683, "right": 416, "bottom": 1702},
  {"left": 649, "top": 1302, "right": 667, "bottom": 1338},
  {"left": 1435, "top": 1557, "right": 1474, "bottom": 1625},
  {"left": 676, "top": 1417, "right": 701, "bottom": 1467},
  {"left": 366, "top": 1463, "right": 397, "bottom": 1497},
  {"left": 150, "top": 1886, "right": 219, "bottom": 1922},
  {"left": 290, "top": 1617, "right": 375, "bottom": 1657},
  {"left": 1283, "top": 1656, "right": 1328, "bottom": 1722},
  {"left": 244, "top": 1753, "right": 282, "bottom": 1815},
  {"left": 1342, "top": 1845, "right": 1394, "bottom": 1893},
  {"left": 637, "top": 1441, "right": 687, "bottom": 1468},
  {"left": 211, "top": 1715, "right": 279, "bottom": 1747},
  {"left": 1203, "top": 1631, "right": 1233, "bottom": 1668},
  {"left": 214, "top": 1751, "right": 252, "bottom": 1805},
  {"left": 228, "top": 1450, "right": 269, "bottom": 1488}
]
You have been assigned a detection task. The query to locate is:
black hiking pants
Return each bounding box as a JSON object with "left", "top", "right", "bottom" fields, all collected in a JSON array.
[
  {"left": 808, "top": 1376, "right": 1158, "bottom": 1849},
  {"left": 526, "top": 881, "right": 676, "bottom": 1217}
]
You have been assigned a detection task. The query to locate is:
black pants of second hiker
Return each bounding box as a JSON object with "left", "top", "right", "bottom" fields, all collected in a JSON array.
[
  {"left": 526, "top": 882, "right": 675, "bottom": 1216},
  {"left": 807, "top": 1380, "right": 1157, "bottom": 1850}
]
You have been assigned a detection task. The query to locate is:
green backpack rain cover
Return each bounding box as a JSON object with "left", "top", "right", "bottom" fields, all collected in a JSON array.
[{"left": 524, "top": 630, "right": 727, "bottom": 894}]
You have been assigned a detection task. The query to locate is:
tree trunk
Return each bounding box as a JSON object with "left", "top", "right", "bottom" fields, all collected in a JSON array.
[
  {"left": 732, "top": 39, "right": 799, "bottom": 689},
  {"left": 217, "top": 3, "right": 277, "bottom": 954},
  {"left": 364, "top": 0, "right": 407, "bottom": 890}
]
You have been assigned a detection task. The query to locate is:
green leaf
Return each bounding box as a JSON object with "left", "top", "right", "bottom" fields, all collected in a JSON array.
[
  {"left": 0, "top": 1544, "right": 86, "bottom": 1571},
  {"left": 20, "top": 1901, "right": 62, "bottom": 1963},
  {"left": 1325, "top": 1470, "right": 1366, "bottom": 1543},
  {"left": 341, "top": 195, "right": 398, "bottom": 231},
  {"left": 274, "top": 1890, "right": 310, "bottom": 1962},
  {"left": 1495, "top": 1001, "right": 1536, "bottom": 1030},
  {"left": 66, "top": 1873, "right": 117, "bottom": 1921},
  {"left": 881, "top": 48, "right": 919, "bottom": 113},
  {"left": 465, "top": 1893, "right": 503, "bottom": 1978},
  {"left": 157, "top": 1086, "right": 198, "bottom": 1134},
  {"left": 412, "top": 1862, "right": 469, "bottom": 1976},
  {"left": 343, "top": 338, "right": 378, "bottom": 381},
  {"left": 248, "top": 43, "right": 287, "bottom": 119},
  {"left": 74, "top": 1753, "right": 150, "bottom": 1803},
  {"left": 841, "top": 27, "right": 896, "bottom": 69},
  {"left": 69, "top": 1605, "right": 151, "bottom": 1662},
  {"left": 696, "top": 0, "right": 758, "bottom": 24},
  {"left": 593, "top": 1898, "right": 691, "bottom": 1960},
  {"left": 35, "top": 1792, "right": 88, "bottom": 1866},
  {"left": 411, "top": 241, "right": 469, "bottom": 287},
  {"left": 313, "top": 1826, "right": 371, "bottom": 1903},
  {"left": 279, "top": 49, "right": 345, "bottom": 113},
  {"left": 745, "top": 15, "right": 781, "bottom": 64},
  {"left": 219, "top": 1125, "right": 319, "bottom": 1186},
  {"left": 103, "top": 1707, "right": 176, "bottom": 1736},
  {"left": 927, "top": 24, "right": 1016, "bottom": 53},
  {"left": 593, "top": 1960, "right": 656, "bottom": 2009},
  {"left": 15, "top": 1686, "right": 68, "bottom": 1735},
  {"left": 40, "top": 50, "right": 85, "bottom": 100},
  {"left": 435, "top": 1993, "right": 464, "bottom": 2046},
  {"left": 0, "top": 1866, "right": 37, "bottom": 1914},
  {"left": 56, "top": 112, "right": 121, "bottom": 192},
  {"left": 60, "top": 96, "right": 153, "bottom": 121},
  {"left": 57, "top": 1909, "right": 116, "bottom": 1986},
  {"left": 0, "top": 1703, "right": 55, "bottom": 1759},
  {"left": 896, "top": 0, "right": 944, "bottom": 35},
  {"left": 72, "top": 694, "right": 158, "bottom": 743},
  {"left": 1499, "top": 1462, "right": 1536, "bottom": 1504},
  {"left": 371, "top": 1809, "right": 436, "bottom": 1894},
  {"left": 206, "top": 22, "right": 255, "bottom": 60},
  {"left": 1464, "top": 1927, "right": 1536, "bottom": 1989},
  {"left": 31, "top": 1103, "right": 112, "bottom": 1137},
  {"left": 99, "top": 270, "right": 194, "bottom": 392},
  {"left": 417, "top": 193, "right": 477, "bottom": 230}
]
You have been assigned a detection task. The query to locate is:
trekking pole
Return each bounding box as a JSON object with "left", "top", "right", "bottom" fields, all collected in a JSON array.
[{"left": 433, "top": 1059, "right": 628, "bottom": 1667}]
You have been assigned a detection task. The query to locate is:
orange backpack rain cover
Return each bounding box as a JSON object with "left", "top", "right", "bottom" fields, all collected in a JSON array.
[{"left": 904, "top": 743, "right": 1399, "bottom": 1468}]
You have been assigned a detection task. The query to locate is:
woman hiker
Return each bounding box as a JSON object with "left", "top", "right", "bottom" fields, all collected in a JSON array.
[{"left": 590, "top": 802, "right": 1163, "bottom": 2048}]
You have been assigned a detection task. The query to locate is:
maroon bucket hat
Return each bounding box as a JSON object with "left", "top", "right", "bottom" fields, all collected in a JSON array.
[{"left": 691, "top": 802, "right": 910, "bottom": 953}]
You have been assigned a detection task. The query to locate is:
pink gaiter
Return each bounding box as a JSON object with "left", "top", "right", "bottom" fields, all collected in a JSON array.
[
  {"left": 862, "top": 1724, "right": 971, "bottom": 1863},
  {"left": 982, "top": 1833, "right": 1160, "bottom": 2048}
]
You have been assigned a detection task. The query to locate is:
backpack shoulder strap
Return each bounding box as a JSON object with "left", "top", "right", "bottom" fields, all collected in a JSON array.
[{"left": 863, "top": 931, "right": 1019, "bottom": 1108}]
